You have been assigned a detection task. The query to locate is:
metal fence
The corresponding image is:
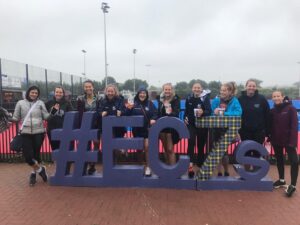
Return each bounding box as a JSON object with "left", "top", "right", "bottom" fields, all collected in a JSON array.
[{"left": 0, "top": 58, "right": 96, "bottom": 111}]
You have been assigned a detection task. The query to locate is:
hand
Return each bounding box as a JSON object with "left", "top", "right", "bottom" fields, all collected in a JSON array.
[
  {"left": 53, "top": 103, "right": 60, "bottom": 110},
  {"left": 150, "top": 120, "right": 156, "bottom": 125},
  {"left": 117, "top": 110, "right": 121, "bottom": 116},
  {"left": 102, "top": 111, "right": 108, "bottom": 117},
  {"left": 126, "top": 104, "right": 134, "bottom": 109},
  {"left": 184, "top": 117, "right": 189, "bottom": 125},
  {"left": 214, "top": 108, "right": 219, "bottom": 115},
  {"left": 196, "top": 108, "right": 203, "bottom": 117}
]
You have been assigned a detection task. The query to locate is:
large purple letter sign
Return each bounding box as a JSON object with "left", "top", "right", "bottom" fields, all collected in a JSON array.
[
  {"left": 195, "top": 116, "right": 272, "bottom": 191},
  {"left": 50, "top": 112, "right": 272, "bottom": 191}
]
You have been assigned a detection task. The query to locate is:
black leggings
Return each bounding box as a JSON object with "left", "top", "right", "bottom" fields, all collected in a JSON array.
[
  {"left": 187, "top": 125, "right": 208, "bottom": 166},
  {"left": 273, "top": 145, "right": 299, "bottom": 186},
  {"left": 21, "top": 133, "right": 45, "bottom": 166}
]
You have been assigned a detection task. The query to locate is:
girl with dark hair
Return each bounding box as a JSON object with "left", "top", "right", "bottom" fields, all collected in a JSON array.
[
  {"left": 184, "top": 82, "right": 211, "bottom": 177},
  {"left": 12, "top": 86, "right": 58, "bottom": 186},
  {"left": 126, "top": 87, "right": 157, "bottom": 176},
  {"left": 157, "top": 83, "right": 180, "bottom": 165},
  {"left": 211, "top": 82, "right": 242, "bottom": 176},
  {"left": 270, "top": 91, "right": 298, "bottom": 197},
  {"left": 45, "top": 86, "right": 73, "bottom": 150},
  {"left": 77, "top": 80, "right": 101, "bottom": 175}
]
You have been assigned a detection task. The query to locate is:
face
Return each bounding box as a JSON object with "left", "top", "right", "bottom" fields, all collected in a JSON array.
[
  {"left": 84, "top": 82, "right": 94, "bottom": 95},
  {"left": 54, "top": 88, "right": 64, "bottom": 101},
  {"left": 29, "top": 89, "right": 39, "bottom": 101},
  {"left": 138, "top": 91, "right": 147, "bottom": 102},
  {"left": 220, "top": 85, "right": 230, "bottom": 99},
  {"left": 272, "top": 91, "right": 284, "bottom": 105},
  {"left": 246, "top": 81, "right": 257, "bottom": 96},
  {"left": 106, "top": 87, "right": 116, "bottom": 100},
  {"left": 192, "top": 83, "right": 202, "bottom": 96},
  {"left": 163, "top": 85, "right": 172, "bottom": 98}
]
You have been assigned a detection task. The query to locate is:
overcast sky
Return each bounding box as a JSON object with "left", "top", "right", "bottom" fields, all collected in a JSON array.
[{"left": 0, "top": 0, "right": 300, "bottom": 87}]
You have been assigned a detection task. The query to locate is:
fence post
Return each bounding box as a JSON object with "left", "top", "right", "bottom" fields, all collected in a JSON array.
[
  {"left": 71, "top": 75, "right": 74, "bottom": 98},
  {"left": 60, "top": 72, "right": 62, "bottom": 86},
  {"left": 25, "top": 64, "right": 29, "bottom": 89},
  {"left": 45, "top": 69, "right": 49, "bottom": 100},
  {"left": 0, "top": 58, "right": 2, "bottom": 106}
]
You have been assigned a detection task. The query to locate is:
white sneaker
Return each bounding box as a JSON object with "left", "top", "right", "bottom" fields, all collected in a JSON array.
[{"left": 144, "top": 167, "right": 152, "bottom": 177}]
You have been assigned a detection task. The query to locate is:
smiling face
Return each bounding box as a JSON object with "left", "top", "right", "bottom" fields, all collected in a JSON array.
[
  {"left": 192, "top": 83, "right": 202, "bottom": 97},
  {"left": 272, "top": 91, "right": 284, "bottom": 105},
  {"left": 163, "top": 84, "right": 173, "bottom": 98},
  {"left": 246, "top": 81, "right": 257, "bottom": 97},
  {"left": 138, "top": 91, "right": 147, "bottom": 102},
  {"left": 29, "top": 89, "right": 39, "bottom": 101},
  {"left": 220, "top": 85, "right": 230, "bottom": 100},
  {"left": 106, "top": 87, "right": 116, "bottom": 100},
  {"left": 84, "top": 82, "right": 94, "bottom": 96},
  {"left": 54, "top": 88, "right": 64, "bottom": 101}
]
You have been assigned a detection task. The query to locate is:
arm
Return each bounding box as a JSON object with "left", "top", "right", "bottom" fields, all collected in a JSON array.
[
  {"left": 211, "top": 98, "right": 219, "bottom": 115},
  {"left": 203, "top": 94, "right": 212, "bottom": 116},
  {"left": 224, "top": 98, "right": 242, "bottom": 116},
  {"left": 12, "top": 101, "right": 22, "bottom": 122},
  {"left": 170, "top": 97, "right": 180, "bottom": 118},
  {"left": 184, "top": 96, "right": 189, "bottom": 119},
  {"left": 288, "top": 106, "right": 298, "bottom": 147},
  {"left": 263, "top": 98, "right": 271, "bottom": 136},
  {"left": 41, "top": 101, "right": 51, "bottom": 120}
]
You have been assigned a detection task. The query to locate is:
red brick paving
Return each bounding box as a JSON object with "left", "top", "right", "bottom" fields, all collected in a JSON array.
[{"left": 0, "top": 163, "right": 299, "bottom": 225}]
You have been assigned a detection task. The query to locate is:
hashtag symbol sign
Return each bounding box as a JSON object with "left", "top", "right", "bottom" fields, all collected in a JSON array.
[{"left": 50, "top": 111, "right": 101, "bottom": 186}]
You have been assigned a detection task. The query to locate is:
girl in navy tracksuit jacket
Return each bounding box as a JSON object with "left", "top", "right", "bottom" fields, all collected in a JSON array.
[
  {"left": 184, "top": 82, "right": 211, "bottom": 177},
  {"left": 126, "top": 87, "right": 157, "bottom": 176}
]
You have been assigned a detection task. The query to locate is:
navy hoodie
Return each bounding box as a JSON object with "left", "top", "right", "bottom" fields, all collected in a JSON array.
[
  {"left": 184, "top": 90, "right": 212, "bottom": 127},
  {"left": 126, "top": 88, "right": 158, "bottom": 137},
  {"left": 238, "top": 90, "right": 270, "bottom": 133}
]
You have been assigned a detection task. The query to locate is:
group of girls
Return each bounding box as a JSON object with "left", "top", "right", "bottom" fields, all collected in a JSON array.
[{"left": 5, "top": 78, "right": 299, "bottom": 197}]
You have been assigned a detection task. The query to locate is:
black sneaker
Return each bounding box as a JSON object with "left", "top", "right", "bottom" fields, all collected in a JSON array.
[
  {"left": 286, "top": 185, "right": 296, "bottom": 197},
  {"left": 224, "top": 172, "right": 230, "bottom": 177},
  {"left": 39, "top": 166, "right": 48, "bottom": 182},
  {"left": 273, "top": 180, "right": 286, "bottom": 189},
  {"left": 87, "top": 165, "right": 96, "bottom": 175},
  {"left": 217, "top": 172, "right": 223, "bottom": 177},
  {"left": 188, "top": 166, "right": 195, "bottom": 178},
  {"left": 29, "top": 173, "right": 36, "bottom": 186}
]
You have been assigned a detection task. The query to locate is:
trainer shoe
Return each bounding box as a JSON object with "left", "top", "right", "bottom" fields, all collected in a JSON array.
[
  {"left": 273, "top": 179, "right": 286, "bottom": 189},
  {"left": 39, "top": 166, "right": 48, "bottom": 182},
  {"left": 87, "top": 165, "right": 96, "bottom": 175},
  {"left": 286, "top": 185, "right": 296, "bottom": 197},
  {"left": 29, "top": 173, "right": 36, "bottom": 186},
  {"left": 188, "top": 166, "right": 195, "bottom": 178},
  {"left": 224, "top": 172, "right": 230, "bottom": 177},
  {"left": 144, "top": 167, "right": 152, "bottom": 177}
]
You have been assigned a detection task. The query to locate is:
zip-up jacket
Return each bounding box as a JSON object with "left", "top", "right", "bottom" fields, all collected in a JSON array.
[
  {"left": 45, "top": 98, "right": 73, "bottom": 132},
  {"left": 184, "top": 90, "right": 212, "bottom": 127},
  {"left": 13, "top": 99, "right": 50, "bottom": 134},
  {"left": 270, "top": 102, "right": 298, "bottom": 147},
  {"left": 238, "top": 90, "right": 270, "bottom": 133},
  {"left": 211, "top": 96, "right": 242, "bottom": 116}
]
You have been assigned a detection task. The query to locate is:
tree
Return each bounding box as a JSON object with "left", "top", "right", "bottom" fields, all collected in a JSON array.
[
  {"left": 208, "top": 81, "right": 221, "bottom": 98},
  {"left": 175, "top": 81, "right": 189, "bottom": 98},
  {"left": 122, "top": 79, "right": 148, "bottom": 92}
]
